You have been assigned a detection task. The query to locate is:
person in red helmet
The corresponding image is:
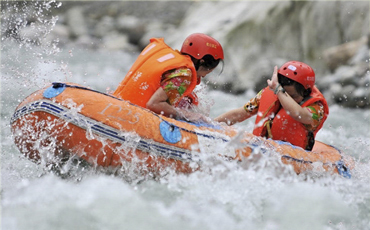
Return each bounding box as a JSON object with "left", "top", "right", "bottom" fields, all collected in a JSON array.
[
  {"left": 215, "top": 61, "right": 329, "bottom": 150},
  {"left": 113, "top": 33, "right": 224, "bottom": 121}
]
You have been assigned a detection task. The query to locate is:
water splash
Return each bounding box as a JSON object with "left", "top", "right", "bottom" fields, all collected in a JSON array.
[{"left": 2, "top": 1, "right": 370, "bottom": 229}]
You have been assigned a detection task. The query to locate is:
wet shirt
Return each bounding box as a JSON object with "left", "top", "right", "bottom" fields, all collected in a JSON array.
[
  {"left": 160, "top": 67, "right": 193, "bottom": 105},
  {"left": 244, "top": 88, "right": 325, "bottom": 131}
]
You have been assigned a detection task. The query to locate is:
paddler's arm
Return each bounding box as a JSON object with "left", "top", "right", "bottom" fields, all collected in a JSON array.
[
  {"left": 214, "top": 107, "right": 253, "bottom": 125},
  {"left": 215, "top": 89, "right": 261, "bottom": 126},
  {"left": 146, "top": 88, "right": 178, "bottom": 118},
  {"left": 147, "top": 88, "right": 210, "bottom": 122},
  {"left": 275, "top": 91, "right": 314, "bottom": 125},
  {"left": 147, "top": 68, "right": 189, "bottom": 118},
  {"left": 268, "top": 66, "right": 314, "bottom": 125}
]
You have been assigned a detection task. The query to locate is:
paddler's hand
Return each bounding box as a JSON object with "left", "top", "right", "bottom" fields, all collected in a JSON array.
[
  {"left": 176, "top": 109, "right": 212, "bottom": 123},
  {"left": 267, "top": 66, "right": 279, "bottom": 91}
]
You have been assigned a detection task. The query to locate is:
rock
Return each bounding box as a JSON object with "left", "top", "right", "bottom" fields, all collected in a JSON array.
[
  {"left": 100, "top": 33, "right": 137, "bottom": 51},
  {"left": 342, "top": 84, "right": 356, "bottom": 98},
  {"left": 52, "top": 24, "right": 70, "bottom": 39},
  {"left": 353, "top": 87, "right": 368, "bottom": 98},
  {"left": 359, "top": 72, "right": 370, "bottom": 86},
  {"left": 74, "top": 35, "right": 96, "bottom": 48},
  {"left": 322, "top": 90, "right": 335, "bottom": 105},
  {"left": 336, "top": 84, "right": 357, "bottom": 107},
  {"left": 323, "top": 36, "right": 368, "bottom": 72},
  {"left": 116, "top": 15, "right": 146, "bottom": 45},
  {"left": 93, "top": 16, "right": 115, "bottom": 38},
  {"left": 66, "top": 6, "right": 88, "bottom": 38},
  {"left": 349, "top": 43, "right": 370, "bottom": 65},
  {"left": 353, "top": 62, "right": 370, "bottom": 79},
  {"left": 3, "top": 1, "right": 370, "bottom": 108},
  {"left": 45, "top": 24, "right": 70, "bottom": 46},
  {"left": 249, "top": 58, "right": 287, "bottom": 91},
  {"left": 329, "top": 83, "right": 343, "bottom": 98},
  {"left": 166, "top": 1, "right": 369, "bottom": 95},
  {"left": 334, "top": 65, "right": 358, "bottom": 86},
  {"left": 316, "top": 74, "right": 337, "bottom": 90},
  {"left": 139, "top": 22, "right": 174, "bottom": 50},
  {"left": 352, "top": 87, "right": 370, "bottom": 108}
]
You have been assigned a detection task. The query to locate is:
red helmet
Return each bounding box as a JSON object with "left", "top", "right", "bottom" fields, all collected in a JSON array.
[
  {"left": 181, "top": 33, "right": 224, "bottom": 60},
  {"left": 278, "top": 61, "right": 315, "bottom": 89}
]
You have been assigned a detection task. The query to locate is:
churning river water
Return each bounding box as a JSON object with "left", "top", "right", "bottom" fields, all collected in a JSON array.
[{"left": 1, "top": 42, "right": 370, "bottom": 230}]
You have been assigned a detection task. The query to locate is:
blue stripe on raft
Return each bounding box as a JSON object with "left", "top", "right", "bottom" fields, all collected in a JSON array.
[
  {"left": 41, "top": 103, "right": 63, "bottom": 114},
  {"left": 179, "top": 120, "right": 222, "bottom": 130},
  {"left": 41, "top": 83, "right": 228, "bottom": 142},
  {"left": 273, "top": 140, "right": 304, "bottom": 150},
  {"left": 281, "top": 155, "right": 351, "bottom": 179},
  {"left": 11, "top": 100, "right": 195, "bottom": 161},
  {"left": 11, "top": 91, "right": 352, "bottom": 178},
  {"left": 281, "top": 155, "right": 313, "bottom": 164}
]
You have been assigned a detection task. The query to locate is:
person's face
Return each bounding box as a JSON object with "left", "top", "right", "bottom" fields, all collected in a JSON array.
[
  {"left": 196, "top": 66, "right": 214, "bottom": 84},
  {"left": 284, "top": 85, "right": 304, "bottom": 103}
]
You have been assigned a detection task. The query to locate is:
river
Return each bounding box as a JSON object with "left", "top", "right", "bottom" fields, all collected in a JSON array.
[{"left": 1, "top": 40, "right": 370, "bottom": 230}]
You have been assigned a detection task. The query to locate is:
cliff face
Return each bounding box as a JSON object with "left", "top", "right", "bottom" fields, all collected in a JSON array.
[
  {"left": 1, "top": 1, "right": 369, "bottom": 107},
  {"left": 167, "top": 1, "right": 368, "bottom": 91}
]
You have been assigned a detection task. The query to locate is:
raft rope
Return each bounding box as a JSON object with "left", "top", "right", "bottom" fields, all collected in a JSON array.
[
  {"left": 49, "top": 82, "right": 230, "bottom": 142},
  {"left": 10, "top": 82, "right": 229, "bottom": 162},
  {"left": 11, "top": 82, "right": 352, "bottom": 178},
  {"left": 274, "top": 140, "right": 351, "bottom": 179},
  {"left": 11, "top": 99, "right": 195, "bottom": 161}
]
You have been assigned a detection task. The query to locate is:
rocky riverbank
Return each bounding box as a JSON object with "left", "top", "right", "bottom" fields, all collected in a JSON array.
[{"left": 1, "top": 1, "right": 369, "bottom": 108}]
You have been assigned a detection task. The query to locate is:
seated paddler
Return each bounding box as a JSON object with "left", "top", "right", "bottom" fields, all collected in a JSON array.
[
  {"left": 215, "top": 61, "right": 329, "bottom": 151},
  {"left": 113, "top": 33, "right": 224, "bottom": 122}
]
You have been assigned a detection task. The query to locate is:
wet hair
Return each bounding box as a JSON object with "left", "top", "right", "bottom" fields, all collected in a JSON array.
[
  {"left": 201, "top": 55, "right": 220, "bottom": 69},
  {"left": 278, "top": 74, "right": 311, "bottom": 98},
  {"left": 191, "top": 55, "right": 220, "bottom": 71}
]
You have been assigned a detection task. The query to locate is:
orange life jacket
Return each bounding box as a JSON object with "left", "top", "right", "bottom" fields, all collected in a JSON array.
[
  {"left": 113, "top": 38, "right": 198, "bottom": 108},
  {"left": 252, "top": 86, "right": 329, "bottom": 150}
]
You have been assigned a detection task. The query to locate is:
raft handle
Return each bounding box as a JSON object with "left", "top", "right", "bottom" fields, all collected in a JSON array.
[{"left": 52, "top": 82, "right": 66, "bottom": 88}]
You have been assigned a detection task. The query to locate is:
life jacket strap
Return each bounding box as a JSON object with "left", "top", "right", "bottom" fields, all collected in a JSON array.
[{"left": 265, "top": 120, "right": 273, "bottom": 139}]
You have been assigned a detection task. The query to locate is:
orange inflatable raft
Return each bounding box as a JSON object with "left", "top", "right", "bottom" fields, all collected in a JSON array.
[{"left": 10, "top": 83, "right": 353, "bottom": 178}]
